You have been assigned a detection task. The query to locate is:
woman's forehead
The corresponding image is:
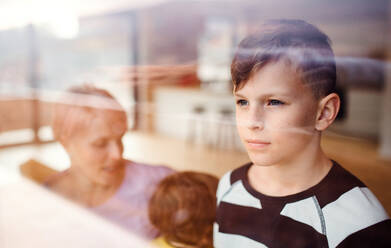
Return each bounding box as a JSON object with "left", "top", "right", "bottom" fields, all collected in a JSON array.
[
  {"left": 92, "top": 110, "right": 127, "bottom": 129},
  {"left": 67, "top": 108, "right": 127, "bottom": 138},
  {"left": 97, "top": 108, "right": 127, "bottom": 120}
]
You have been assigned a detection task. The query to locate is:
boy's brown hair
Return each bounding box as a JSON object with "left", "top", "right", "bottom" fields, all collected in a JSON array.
[
  {"left": 148, "top": 171, "right": 218, "bottom": 248},
  {"left": 231, "top": 19, "right": 336, "bottom": 99}
]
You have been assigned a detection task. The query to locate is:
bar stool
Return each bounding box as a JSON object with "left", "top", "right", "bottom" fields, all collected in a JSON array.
[
  {"left": 215, "top": 107, "right": 236, "bottom": 149},
  {"left": 187, "top": 105, "right": 209, "bottom": 145}
]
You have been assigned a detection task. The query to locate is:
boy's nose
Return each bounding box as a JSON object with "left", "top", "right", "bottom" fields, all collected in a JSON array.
[
  {"left": 247, "top": 108, "right": 265, "bottom": 131},
  {"left": 248, "top": 119, "right": 265, "bottom": 131}
]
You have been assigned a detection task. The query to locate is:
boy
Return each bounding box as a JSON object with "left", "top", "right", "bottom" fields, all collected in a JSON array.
[{"left": 214, "top": 19, "right": 391, "bottom": 248}]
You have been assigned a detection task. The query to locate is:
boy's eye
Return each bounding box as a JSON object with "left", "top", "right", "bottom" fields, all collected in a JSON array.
[
  {"left": 236, "top": 99, "right": 248, "bottom": 107},
  {"left": 267, "top": 99, "right": 284, "bottom": 106}
]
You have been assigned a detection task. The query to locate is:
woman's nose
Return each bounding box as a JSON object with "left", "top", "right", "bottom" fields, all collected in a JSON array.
[{"left": 109, "top": 141, "right": 123, "bottom": 160}]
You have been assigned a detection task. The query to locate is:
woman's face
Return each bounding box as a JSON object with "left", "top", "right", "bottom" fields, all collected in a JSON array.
[{"left": 64, "top": 109, "right": 127, "bottom": 186}]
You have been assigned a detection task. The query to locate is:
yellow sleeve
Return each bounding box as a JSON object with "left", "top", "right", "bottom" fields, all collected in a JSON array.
[{"left": 151, "top": 237, "right": 175, "bottom": 248}]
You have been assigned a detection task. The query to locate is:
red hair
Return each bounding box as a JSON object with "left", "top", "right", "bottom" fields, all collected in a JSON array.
[{"left": 149, "top": 171, "right": 218, "bottom": 248}]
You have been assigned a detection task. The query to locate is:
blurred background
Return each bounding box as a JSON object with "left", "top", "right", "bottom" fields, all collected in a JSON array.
[{"left": 0, "top": 0, "right": 390, "bottom": 245}]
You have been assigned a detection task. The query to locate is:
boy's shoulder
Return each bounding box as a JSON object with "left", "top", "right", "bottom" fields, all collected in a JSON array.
[
  {"left": 217, "top": 161, "right": 386, "bottom": 215},
  {"left": 219, "top": 162, "right": 252, "bottom": 186},
  {"left": 315, "top": 161, "right": 369, "bottom": 208},
  {"left": 218, "top": 162, "right": 250, "bottom": 190},
  {"left": 217, "top": 160, "right": 366, "bottom": 201},
  {"left": 318, "top": 162, "right": 391, "bottom": 247},
  {"left": 215, "top": 161, "right": 391, "bottom": 247},
  {"left": 216, "top": 162, "right": 260, "bottom": 209}
]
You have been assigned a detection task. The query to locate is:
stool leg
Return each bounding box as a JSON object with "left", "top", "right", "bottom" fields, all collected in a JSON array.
[{"left": 187, "top": 116, "right": 195, "bottom": 143}]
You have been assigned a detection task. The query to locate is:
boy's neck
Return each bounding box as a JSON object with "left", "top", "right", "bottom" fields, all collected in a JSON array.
[{"left": 248, "top": 139, "right": 332, "bottom": 197}]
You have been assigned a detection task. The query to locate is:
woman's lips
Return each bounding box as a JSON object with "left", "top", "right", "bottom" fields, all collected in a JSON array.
[
  {"left": 102, "top": 167, "right": 117, "bottom": 172},
  {"left": 102, "top": 162, "right": 124, "bottom": 173},
  {"left": 246, "top": 139, "right": 270, "bottom": 149}
]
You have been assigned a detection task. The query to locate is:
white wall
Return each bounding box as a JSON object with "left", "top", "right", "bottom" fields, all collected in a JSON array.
[{"left": 154, "top": 87, "right": 243, "bottom": 150}]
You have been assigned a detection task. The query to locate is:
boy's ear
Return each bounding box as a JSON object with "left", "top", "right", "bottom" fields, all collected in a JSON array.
[{"left": 315, "top": 93, "right": 340, "bottom": 131}]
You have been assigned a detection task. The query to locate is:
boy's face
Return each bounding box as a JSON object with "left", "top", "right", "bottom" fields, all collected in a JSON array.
[{"left": 234, "top": 59, "right": 320, "bottom": 166}]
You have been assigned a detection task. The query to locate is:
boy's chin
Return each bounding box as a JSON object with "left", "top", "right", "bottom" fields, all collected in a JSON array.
[{"left": 248, "top": 154, "right": 277, "bottom": 167}]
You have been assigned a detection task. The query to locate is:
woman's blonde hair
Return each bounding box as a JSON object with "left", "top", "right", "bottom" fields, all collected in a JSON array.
[{"left": 51, "top": 85, "right": 126, "bottom": 143}]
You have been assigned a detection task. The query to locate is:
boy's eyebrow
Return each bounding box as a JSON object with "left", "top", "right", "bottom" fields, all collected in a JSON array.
[
  {"left": 233, "top": 92, "right": 246, "bottom": 98},
  {"left": 234, "top": 92, "right": 293, "bottom": 99}
]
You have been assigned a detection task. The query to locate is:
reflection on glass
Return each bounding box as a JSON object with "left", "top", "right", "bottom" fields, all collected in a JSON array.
[{"left": 46, "top": 85, "right": 174, "bottom": 239}]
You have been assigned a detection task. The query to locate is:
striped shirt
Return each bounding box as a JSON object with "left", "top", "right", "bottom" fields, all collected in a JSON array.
[{"left": 214, "top": 161, "right": 391, "bottom": 248}]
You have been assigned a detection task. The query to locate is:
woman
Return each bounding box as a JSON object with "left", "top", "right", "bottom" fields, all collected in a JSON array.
[{"left": 46, "top": 85, "right": 174, "bottom": 239}]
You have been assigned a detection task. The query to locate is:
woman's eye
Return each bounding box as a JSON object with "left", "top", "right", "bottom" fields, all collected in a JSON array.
[
  {"left": 267, "top": 99, "right": 284, "bottom": 106},
  {"left": 93, "top": 140, "right": 107, "bottom": 147},
  {"left": 236, "top": 99, "right": 248, "bottom": 107}
]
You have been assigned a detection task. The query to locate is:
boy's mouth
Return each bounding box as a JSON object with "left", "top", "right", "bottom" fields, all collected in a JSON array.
[{"left": 246, "top": 139, "right": 271, "bottom": 149}]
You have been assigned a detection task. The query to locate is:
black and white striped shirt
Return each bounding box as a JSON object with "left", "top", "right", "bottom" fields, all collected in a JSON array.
[{"left": 214, "top": 161, "right": 391, "bottom": 248}]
